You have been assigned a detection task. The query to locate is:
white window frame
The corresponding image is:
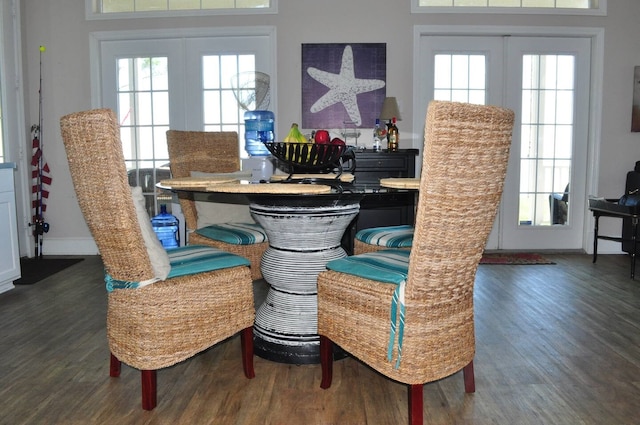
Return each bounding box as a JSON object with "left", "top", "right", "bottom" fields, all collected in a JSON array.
[
  {"left": 411, "top": 0, "right": 606, "bottom": 15},
  {"left": 86, "top": 0, "right": 278, "bottom": 20}
]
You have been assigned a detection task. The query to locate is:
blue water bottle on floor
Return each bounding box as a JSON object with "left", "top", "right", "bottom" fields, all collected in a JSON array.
[{"left": 151, "top": 204, "right": 179, "bottom": 249}]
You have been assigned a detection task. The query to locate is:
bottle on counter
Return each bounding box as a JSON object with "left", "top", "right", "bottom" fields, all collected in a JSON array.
[
  {"left": 387, "top": 117, "right": 399, "bottom": 152},
  {"left": 373, "top": 119, "right": 382, "bottom": 152},
  {"left": 151, "top": 204, "right": 180, "bottom": 249}
]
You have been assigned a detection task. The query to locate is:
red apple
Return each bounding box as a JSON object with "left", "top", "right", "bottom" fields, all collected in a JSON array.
[{"left": 314, "top": 130, "right": 330, "bottom": 144}]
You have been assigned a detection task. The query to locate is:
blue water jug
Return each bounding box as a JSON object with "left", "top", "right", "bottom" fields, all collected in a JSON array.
[
  {"left": 151, "top": 204, "right": 179, "bottom": 250},
  {"left": 244, "top": 110, "right": 274, "bottom": 156}
]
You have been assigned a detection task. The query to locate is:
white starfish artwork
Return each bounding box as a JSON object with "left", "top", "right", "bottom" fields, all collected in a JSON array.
[{"left": 307, "top": 45, "right": 385, "bottom": 126}]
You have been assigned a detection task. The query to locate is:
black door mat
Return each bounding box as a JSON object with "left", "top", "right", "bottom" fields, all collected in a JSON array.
[{"left": 14, "top": 257, "right": 84, "bottom": 285}]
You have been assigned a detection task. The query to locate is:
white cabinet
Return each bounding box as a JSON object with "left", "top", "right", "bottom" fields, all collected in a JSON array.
[{"left": 0, "top": 164, "right": 20, "bottom": 293}]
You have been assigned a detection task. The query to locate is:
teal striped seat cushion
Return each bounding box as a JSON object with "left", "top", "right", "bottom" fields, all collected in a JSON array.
[
  {"left": 196, "top": 222, "right": 267, "bottom": 245},
  {"left": 356, "top": 225, "right": 414, "bottom": 248},
  {"left": 325, "top": 249, "right": 410, "bottom": 368},
  {"left": 105, "top": 245, "right": 250, "bottom": 292}
]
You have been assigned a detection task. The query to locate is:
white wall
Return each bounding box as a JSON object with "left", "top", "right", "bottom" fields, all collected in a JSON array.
[{"left": 12, "top": 0, "right": 640, "bottom": 255}]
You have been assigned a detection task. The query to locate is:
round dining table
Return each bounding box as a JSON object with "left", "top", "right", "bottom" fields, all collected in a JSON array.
[{"left": 160, "top": 177, "right": 364, "bottom": 364}]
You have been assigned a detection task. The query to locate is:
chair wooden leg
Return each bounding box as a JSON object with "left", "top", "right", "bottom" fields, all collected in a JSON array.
[
  {"left": 319, "top": 335, "right": 333, "bottom": 389},
  {"left": 109, "top": 353, "right": 121, "bottom": 377},
  {"left": 141, "top": 370, "right": 157, "bottom": 411},
  {"left": 241, "top": 326, "right": 255, "bottom": 379},
  {"left": 463, "top": 360, "right": 475, "bottom": 393},
  {"left": 408, "top": 384, "right": 423, "bottom": 425}
]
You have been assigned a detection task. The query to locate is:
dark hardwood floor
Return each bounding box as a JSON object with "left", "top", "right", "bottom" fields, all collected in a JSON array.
[{"left": 1, "top": 253, "right": 639, "bottom": 424}]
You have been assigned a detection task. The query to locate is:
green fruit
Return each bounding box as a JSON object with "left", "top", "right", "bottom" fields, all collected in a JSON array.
[{"left": 283, "top": 123, "right": 307, "bottom": 143}]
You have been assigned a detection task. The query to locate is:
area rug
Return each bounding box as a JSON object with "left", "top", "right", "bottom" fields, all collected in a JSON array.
[
  {"left": 479, "top": 253, "right": 555, "bottom": 265},
  {"left": 14, "top": 257, "right": 84, "bottom": 285}
]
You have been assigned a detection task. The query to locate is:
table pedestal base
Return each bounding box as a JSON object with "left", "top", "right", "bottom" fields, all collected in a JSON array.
[{"left": 249, "top": 196, "right": 360, "bottom": 364}]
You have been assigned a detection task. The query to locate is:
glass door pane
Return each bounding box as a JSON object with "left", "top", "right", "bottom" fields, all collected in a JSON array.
[
  {"left": 434, "top": 54, "right": 487, "bottom": 104},
  {"left": 99, "top": 32, "right": 274, "bottom": 218},
  {"left": 417, "top": 34, "right": 590, "bottom": 250},
  {"left": 116, "top": 56, "right": 172, "bottom": 217},
  {"left": 501, "top": 36, "right": 591, "bottom": 250},
  {"left": 202, "top": 54, "right": 259, "bottom": 158},
  {"left": 519, "top": 54, "right": 574, "bottom": 226}
]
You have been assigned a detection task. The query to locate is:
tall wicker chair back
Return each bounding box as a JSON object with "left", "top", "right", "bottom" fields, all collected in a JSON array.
[
  {"left": 317, "top": 101, "right": 515, "bottom": 425},
  {"left": 166, "top": 130, "right": 268, "bottom": 280},
  {"left": 60, "top": 109, "right": 255, "bottom": 410}
]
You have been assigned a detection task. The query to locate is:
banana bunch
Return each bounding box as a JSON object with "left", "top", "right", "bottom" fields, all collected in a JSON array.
[
  {"left": 283, "top": 123, "right": 310, "bottom": 162},
  {"left": 283, "top": 123, "right": 307, "bottom": 143}
]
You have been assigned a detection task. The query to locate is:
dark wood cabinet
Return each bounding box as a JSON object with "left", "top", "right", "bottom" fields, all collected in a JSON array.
[{"left": 351, "top": 149, "right": 419, "bottom": 186}]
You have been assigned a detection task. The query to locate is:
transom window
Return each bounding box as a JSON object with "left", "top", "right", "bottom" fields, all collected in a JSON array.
[
  {"left": 413, "top": 0, "right": 605, "bottom": 14},
  {"left": 87, "top": 0, "right": 276, "bottom": 19}
]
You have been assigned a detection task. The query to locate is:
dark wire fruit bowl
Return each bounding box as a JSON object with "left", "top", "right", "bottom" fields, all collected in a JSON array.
[{"left": 263, "top": 142, "right": 348, "bottom": 172}]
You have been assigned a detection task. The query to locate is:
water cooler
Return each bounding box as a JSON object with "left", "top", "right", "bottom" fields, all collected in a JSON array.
[{"left": 244, "top": 110, "right": 274, "bottom": 182}]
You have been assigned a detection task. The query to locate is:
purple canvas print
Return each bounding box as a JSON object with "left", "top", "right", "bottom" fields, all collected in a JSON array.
[{"left": 302, "top": 43, "right": 386, "bottom": 129}]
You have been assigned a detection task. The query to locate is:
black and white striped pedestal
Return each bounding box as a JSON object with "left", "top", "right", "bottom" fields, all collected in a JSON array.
[{"left": 249, "top": 194, "right": 361, "bottom": 364}]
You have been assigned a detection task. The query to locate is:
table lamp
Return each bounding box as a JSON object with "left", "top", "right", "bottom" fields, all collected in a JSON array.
[{"left": 379, "top": 96, "right": 402, "bottom": 128}]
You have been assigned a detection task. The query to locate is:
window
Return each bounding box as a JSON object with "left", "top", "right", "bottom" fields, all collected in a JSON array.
[
  {"left": 117, "top": 56, "right": 172, "bottom": 216},
  {"left": 519, "top": 54, "right": 574, "bottom": 226},
  {"left": 117, "top": 52, "right": 262, "bottom": 216},
  {"left": 202, "top": 54, "right": 258, "bottom": 132},
  {"left": 433, "top": 54, "right": 486, "bottom": 104},
  {"left": 432, "top": 51, "right": 576, "bottom": 227},
  {"left": 412, "top": 0, "right": 606, "bottom": 15},
  {"left": 95, "top": 28, "right": 275, "bottom": 216},
  {"left": 87, "top": 0, "right": 277, "bottom": 19}
]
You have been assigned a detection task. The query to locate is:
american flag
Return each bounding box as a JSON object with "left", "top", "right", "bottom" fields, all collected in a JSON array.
[{"left": 31, "top": 133, "right": 52, "bottom": 221}]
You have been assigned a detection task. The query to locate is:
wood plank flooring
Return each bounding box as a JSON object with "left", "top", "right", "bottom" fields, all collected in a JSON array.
[{"left": 0, "top": 253, "right": 639, "bottom": 424}]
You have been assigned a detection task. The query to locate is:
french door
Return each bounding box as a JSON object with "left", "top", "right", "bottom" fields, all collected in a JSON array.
[
  {"left": 417, "top": 33, "right": 592, "bottom": 250},
  {"left": 94, "top": 28, "right": 275, "bottom": 216}
]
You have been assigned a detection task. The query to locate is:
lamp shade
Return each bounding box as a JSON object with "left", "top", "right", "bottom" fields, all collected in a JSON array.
[{"left": 380, "top": 97, "right": 401, "bottom": 121}]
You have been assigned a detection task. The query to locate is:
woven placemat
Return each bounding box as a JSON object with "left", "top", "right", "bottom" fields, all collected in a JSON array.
[
  {"left": 160, "top": 176, "right": 239, "bottom": 188},
  {"left": 379, "top": 178, "right": 420, "bottom": 189},
  {"left": 205, "top": 182, "right": 332, "bottom": 194},
  {"left": 270, "top": 173, "right": 354, "bottom": 183}
]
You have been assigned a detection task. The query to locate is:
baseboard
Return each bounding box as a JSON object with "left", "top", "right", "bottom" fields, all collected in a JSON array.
[
  {"left": 22, "top": 237, "right": 99, "bottom": 257},
  {"left": 591, "top": 239, "right": 626, "bottom": 255},
  {"left": 0, "top": 281, "right": 15, "bottom": 294},
  {"left": 19, "top": 236, "right": 628, "bottom": 257}
]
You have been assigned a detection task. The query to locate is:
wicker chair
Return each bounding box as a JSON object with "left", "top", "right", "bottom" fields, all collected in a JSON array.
[
  {"left": 166, "top": 130, "right": 268, "bottom": 280},
  {"left": 60, "top": 109, "right": 256, "bottom": 410},
  {"left": 317, "top": 101, "right": 514, "bottom": 425}
]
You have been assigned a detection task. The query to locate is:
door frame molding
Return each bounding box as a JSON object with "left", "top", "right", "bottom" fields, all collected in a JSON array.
[{"left": 413, "top": 25, "right": 604, "bottom": 253}]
